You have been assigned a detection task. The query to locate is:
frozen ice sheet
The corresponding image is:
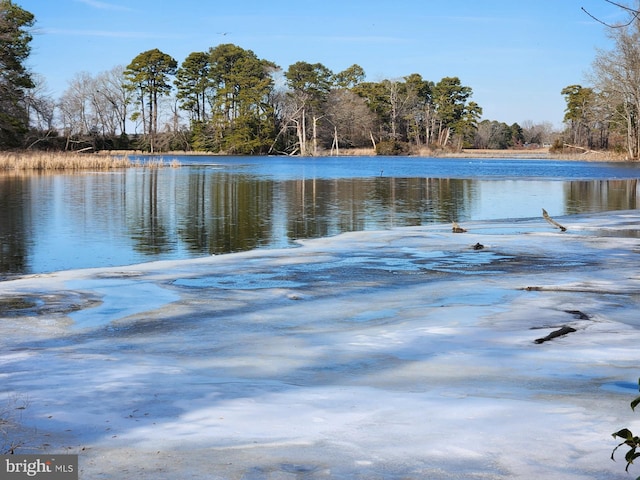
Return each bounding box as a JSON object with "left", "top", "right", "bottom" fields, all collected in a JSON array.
[
  {"left": 66, "top": 278, "right": 181, "bottom": 328},
  {"left": 0, "top": 211, "right": 639, "bottom": 479}
]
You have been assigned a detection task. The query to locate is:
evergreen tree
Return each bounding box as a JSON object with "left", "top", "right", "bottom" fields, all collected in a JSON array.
[
  {"left": 561, "top": 84, "right": 598, "bottom": 148},
  {"left": 431, "top": 77, "right": 473, "bottom": 147},
  {"left": 0, "top": 0, "right": 35, "bottom": 148},
  {"left": 333, "top": 64, "right": 365, "bottom": 89},
  {"left": 125, "top": 48, "right": 177, "bottom": 152},
  {"left": 207, "top": 44, "right": 277, "bottom": 154},
  {"left": 175, "top": 51, "right": 211, "bottom": 123},
  {"left": 353, "top": 80, "right": 392, "bottom": 139}
]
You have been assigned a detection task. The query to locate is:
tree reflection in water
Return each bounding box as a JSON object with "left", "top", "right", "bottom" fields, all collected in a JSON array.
[{"left": 0, "top": 160, "right": 638, "bottom": 276}]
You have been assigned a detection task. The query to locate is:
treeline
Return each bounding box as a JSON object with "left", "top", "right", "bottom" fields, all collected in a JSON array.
[
  {"left": 47, "top": 45, "right": 487, "bottom": 155},
  {"left": 473, "top": 120, "right": 555, "bottom": 149},
  {"left": 16, "top": 41, "right": 558, "bottom": 155},
  {"left": 1, "top": 2, "right": 492, "bottom": 155}
]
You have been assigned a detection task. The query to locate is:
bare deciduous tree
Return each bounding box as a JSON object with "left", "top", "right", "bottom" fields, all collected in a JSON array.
[
  {"left": 590, "top": 20, "right": 640, "bottom": 157},
  {"left": 95, "top": 66, "right": 131, "bottom": 136},
  {"left": 24, "top": 74, "right": 54, "bottom": 130},
  {"left": 582, "top": 0, "right": 640, "bottom": 28},
  {"left": 521, "top": 120, "right": 554, "bottom": 145},
  {"left": 57, "top": 68, "right": 132, "bottom": 150},
  {"left": 58, "top": 72, "right": 96, "bottom": 149},
  {"left": 325, "top": 89, "right": 375, "bottom": 151}
]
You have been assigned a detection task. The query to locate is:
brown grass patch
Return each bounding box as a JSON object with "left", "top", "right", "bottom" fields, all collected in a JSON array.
[
  {"left": 441, "top": 148, "right": 551, "bottom": 159},
  {"left": 334, "top": 148, "right": 376, "bottom": 156},
  {"left": 552, "top": 150, "right": 629, "bottom": 162},
  {"left": 422, "top": 148, "right": 633, "bottom": 162},
  {"left": 0, "top": 152, "right": 181, "bottom": 170}
]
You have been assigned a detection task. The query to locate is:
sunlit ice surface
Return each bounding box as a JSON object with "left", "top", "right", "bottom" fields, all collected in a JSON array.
[{"left": 1, "top": 211, "right": 639, "bottom": 479}]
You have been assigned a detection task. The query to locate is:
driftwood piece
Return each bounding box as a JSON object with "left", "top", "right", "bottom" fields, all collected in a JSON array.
[
  {"left": 563, "top": 143, "right": 593, "bottom": 154},
  {"left": 534, "top": 326, "right": 577, "bottom": 344},
  {"left": 564, "top": 309, "right": 590, "bottom": 320},
  {"left": 522, "top": 285, "right": 638, "bottom": 295},
  {"left": 533, "top": 311, "right": 587, "bottom": 344},
  {"left": 452, "top": 222, "right": 467, "bottom": 233},
  {"left": 542, "top": 208, "right": 567, "bottom": 232}
]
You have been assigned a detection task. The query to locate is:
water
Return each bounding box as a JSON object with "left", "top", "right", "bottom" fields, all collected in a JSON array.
[
  {"left": 1, "top": 156, "right": 639, "bottom": 276},
  {"left": 140, "top": 154, "right": 640, "bottom": 180}
]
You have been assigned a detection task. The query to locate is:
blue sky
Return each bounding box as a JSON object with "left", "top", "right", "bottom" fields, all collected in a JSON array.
[{"left": 20, "top": 0, "right": 624, "bottom": 128}]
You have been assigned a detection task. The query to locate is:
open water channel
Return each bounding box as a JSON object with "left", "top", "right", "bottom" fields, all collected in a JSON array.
[{"left": 1, "top": 155, "right": 639, "bottom": 276}]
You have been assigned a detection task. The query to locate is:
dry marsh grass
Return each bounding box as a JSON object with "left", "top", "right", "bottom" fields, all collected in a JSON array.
[
  {"left": 333, "top": 147, "right": 376, "bottom": 156},
  {"left": 434, "top": 148, "right": 632, "bottom": 162},
  {"left": 552, "top": 151, "right": 629, "bottom": 162},
  {"left": 0, "top": 152, "right": 180, "bottom": 171}
]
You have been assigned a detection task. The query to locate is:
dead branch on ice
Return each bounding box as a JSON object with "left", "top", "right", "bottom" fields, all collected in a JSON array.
[
  {"left": 522, "top": 285, "right": 640, "bottom": 294},
  {"left": 534, "top": 325, "right": 577, "bottom": 344},
  {"left": 542, "top": 208, "right": 567, "bottom": 232}
]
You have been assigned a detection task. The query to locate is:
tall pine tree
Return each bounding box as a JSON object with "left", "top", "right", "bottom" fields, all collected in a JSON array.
[
  {"left": 125, "top": 48, "right": 177, "bottom": 152},
  {"left": 0, "top": 0, "right": 34, "bottom": 148}
]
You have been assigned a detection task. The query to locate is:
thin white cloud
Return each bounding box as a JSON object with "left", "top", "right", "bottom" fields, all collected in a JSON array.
[
  {"left": 43, "top": 28, "right": 177, "bottom": 40},
  {"left": 252, "top": 34, "right": 408, "bottom": 45},
  {"left": 74, "top": 0, "right": 133, "bottom": 12},
  {"left": 325, "top": 35, "right": 409, "bottom": 44}
]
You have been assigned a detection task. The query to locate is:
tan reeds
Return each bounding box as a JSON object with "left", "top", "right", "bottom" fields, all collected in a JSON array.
[
  {"left": 334, "top": 147, "right": 376, "bottom": 156},
  {"left": 430, "top": 148, "right": 632, "bottom": 162},
  {"left": 0, "top": 152, "right": 181, "bottom": 170},
  {"left": 130, "top": 157, "right": 182, "bottom": 168},
  {"left": 553, "top": 150, "right": 628, "bottom": 162}
]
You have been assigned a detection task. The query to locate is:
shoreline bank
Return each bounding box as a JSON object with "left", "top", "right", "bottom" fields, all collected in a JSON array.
[{"left": 127, "top": 147, "right": 632, "bottom": 162}]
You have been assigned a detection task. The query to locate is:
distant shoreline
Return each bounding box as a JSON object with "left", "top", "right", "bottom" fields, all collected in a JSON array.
[
  {"left": 439, "top": 148, "right": 630, "bottom": 162},
  {"left": 0, "top": 148, "right": 634, "bottom": 171},
  {"left": 137, "top": 148, "right": 632, "bottom": 162}
]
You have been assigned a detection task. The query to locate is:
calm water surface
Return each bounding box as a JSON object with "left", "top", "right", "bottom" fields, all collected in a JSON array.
[{"left": 1, "top": 156, "right": 639, "bottom": 276}]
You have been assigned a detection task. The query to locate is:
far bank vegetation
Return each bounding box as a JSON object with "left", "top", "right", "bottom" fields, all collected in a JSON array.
[{"left": 2, "top": 2, "right": 640, "bottom": 159}]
